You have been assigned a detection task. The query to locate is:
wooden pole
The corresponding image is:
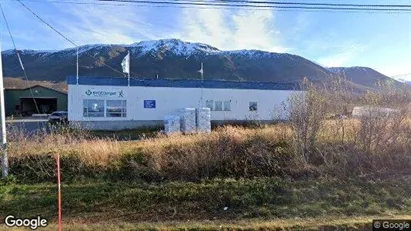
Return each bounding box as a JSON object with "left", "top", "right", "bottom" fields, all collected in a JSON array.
[{"left": 57, "top": 153, "right": 62, "bottom": 231}]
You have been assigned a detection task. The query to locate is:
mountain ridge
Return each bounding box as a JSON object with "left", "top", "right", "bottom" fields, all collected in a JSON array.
[{"left": 1, "top": 38, "right": 399, "bottom": 91}]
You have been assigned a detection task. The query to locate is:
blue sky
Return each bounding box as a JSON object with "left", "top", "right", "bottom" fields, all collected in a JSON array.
[{"left": 1, "top": 0, "right": 411, "bottom": 78}]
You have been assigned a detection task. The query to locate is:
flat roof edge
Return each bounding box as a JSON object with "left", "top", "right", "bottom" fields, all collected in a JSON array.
[{"left": 66, "top": 75, "right": 301, "bottom": 90}]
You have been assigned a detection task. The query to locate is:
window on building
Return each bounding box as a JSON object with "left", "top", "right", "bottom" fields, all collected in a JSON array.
[
  {"left": 83, "top": 99, "right": 104, "bottom": 117},
  {"left": 215, "top": 101, "right": 223, "bottom": 111},
  {"left": 223, "top": 101, "right": 231, "bottom": 111},
  {"left": 249, "top": 102, "right": 258, "bottom": 111},
  {"left": 206, "top": 100, "right": 214, "bottom": 111},
  {"left": 106, "top": 100, "right": 127, "bottom": 117}
]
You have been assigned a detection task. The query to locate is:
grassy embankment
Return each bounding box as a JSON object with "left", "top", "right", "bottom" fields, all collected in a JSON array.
[
  {"left": 2, "top": 175, "right": 411, "bottom": 230},
  {"left": 3, "top": 122, "right": 411, "bottom": 230}
]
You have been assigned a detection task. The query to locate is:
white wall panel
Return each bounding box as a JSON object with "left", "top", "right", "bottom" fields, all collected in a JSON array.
[{"left": 68, "top": 84, "right": 301, "bottom": 122}]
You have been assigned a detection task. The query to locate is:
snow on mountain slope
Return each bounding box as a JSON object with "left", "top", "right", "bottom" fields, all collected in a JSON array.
[
  {"left": 0, "top": 38, "right": 398, "bottom": 91},
  {"left": 62, "top": 44, "right": 107, "bottom": 56},
  {"left": 220, "top": 49, "right": 290, "bottom": 59},
  {"left": 327, "top": 66, "right": 370, "bottom": 74},
  {"left": 3, "top": 39, "right": 291, "bottom": 61},
  {"left": 127, "top": 39, "right": 220, "bottom": 56},
  {"left": 3, "top": 44, "right": 108, "bottom": 59},
  {"left": 2, "top": 49, "right": 54, "bottom": 57}
]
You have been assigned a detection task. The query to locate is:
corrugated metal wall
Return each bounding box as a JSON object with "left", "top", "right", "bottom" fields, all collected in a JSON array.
[{"left": 4, "top": 86, "right": 67, "bottom": 116}]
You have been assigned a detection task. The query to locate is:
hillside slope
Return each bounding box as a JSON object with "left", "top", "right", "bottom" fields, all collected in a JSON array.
[
  {"left": 328, "top": 66, "right": 399, "bottom": 88},
  {"left": 2, "top": 39, "right": 398, "bottom": 90}
]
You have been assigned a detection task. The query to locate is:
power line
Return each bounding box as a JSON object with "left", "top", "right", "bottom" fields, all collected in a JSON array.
[
  {"left": 10, "top": 0, "right": 411, "bottom": 13},
  {"left": 10, "top": 0, "right": 411, "bottom": 9},
  {"left": 0, "top": 3, "right": 41, "bottom": 115},
  {"left": 17, "top": 1, "right": 77, "bottom": 46},
  {"left": 97, "top": 0, "right": 411, "bottom": 12},
  {"left": 208, "top": 0, "right": 411, "bottom": 8},
  {"left": 11, "top": 0, "right": 131, "bottom": 6},
  {"left": 15, "top": 0, "right": 126, "bottom": 76}
]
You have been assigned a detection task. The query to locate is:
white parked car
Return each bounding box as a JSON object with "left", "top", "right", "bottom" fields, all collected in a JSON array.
[{"left": 48, "top": 111, "right": 68, "bottom": 124}]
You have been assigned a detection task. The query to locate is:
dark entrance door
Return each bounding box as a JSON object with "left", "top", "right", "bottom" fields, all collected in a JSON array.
[{"left": 20, "top": 98, "right": 58, "bottom": 116}]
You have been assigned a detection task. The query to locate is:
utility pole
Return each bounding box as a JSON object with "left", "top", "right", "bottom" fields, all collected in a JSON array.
[
  {"left": 0, "top": 40, "right": 8, "bottom": 180},
  {"left": 128, "top": 50, "right": 131, "bottom": 87},
  {"left": 197, "top": 62, "right": 204, "bottom": 107},
  {"left": 76, "top": 46, "right": 79, "bottom": 84}
]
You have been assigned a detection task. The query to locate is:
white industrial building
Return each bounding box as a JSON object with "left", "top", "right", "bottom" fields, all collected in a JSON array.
[{"left": 67, "top": 76, "right": 302, "bottom": 130}]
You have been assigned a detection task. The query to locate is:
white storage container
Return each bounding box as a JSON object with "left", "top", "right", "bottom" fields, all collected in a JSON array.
[{"left": 352, "top": 106, "right": 400, "bottom": 118}]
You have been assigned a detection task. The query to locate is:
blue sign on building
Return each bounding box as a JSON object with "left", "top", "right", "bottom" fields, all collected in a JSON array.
[{"left": 144, "top": 100, "right": 156, "bottom": 108}]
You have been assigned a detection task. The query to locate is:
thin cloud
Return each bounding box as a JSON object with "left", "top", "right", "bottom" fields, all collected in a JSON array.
[
  {"left": 173, "top": 7, "right": 290, "bottom": 52},
  {"left": 0, "top": 1, "right": 64, "bottom": 50},
  {"left": 287, "top": 12, "right": 313, "bottom": 43},
  {"left": 54, "top": 4, "right": 149, "bottom": 46},
  {"left": 3, "top": 0, "right": 402, "bottom": 80},
  {"left": 317, "top": 43, "right": 366, "bottom": 67},
  {"left": 4, "top": 1, "right": 290, "bottom": 52}
]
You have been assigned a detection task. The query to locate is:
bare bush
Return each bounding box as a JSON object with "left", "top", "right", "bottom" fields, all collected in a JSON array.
[{"left": 288, "top": 78, "right": 328, "bottom": 164}]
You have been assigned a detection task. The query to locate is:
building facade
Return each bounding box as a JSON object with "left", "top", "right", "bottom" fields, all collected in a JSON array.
[{"left": 67, "top": 76, "right": 302, "bottom": 130}]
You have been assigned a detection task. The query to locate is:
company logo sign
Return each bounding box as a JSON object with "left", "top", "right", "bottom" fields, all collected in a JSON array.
[{"left": 85, "top": 89, "right": 124, "bottom": 98}]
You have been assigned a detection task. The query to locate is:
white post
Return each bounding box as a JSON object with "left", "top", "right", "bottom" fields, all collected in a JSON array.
[
  {"left": 76, "top": 46, "right": 79, "bottom": 84},
  {"left": 0, "top": 41, "right": 8, "bottom": 180},
  {"left": 201, "top": 62, "right": 204, "bottom": 80},
  {"left": 200, "top": 62, "right": 204, "bottom": 107},
  {"left": 127, "top": 50, "right": 130, "bottom": 86}
]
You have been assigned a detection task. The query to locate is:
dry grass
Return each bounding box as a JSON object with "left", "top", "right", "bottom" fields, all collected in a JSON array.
[
  {"left": 5, "top": 77, "right": 411, "bottom": 182},
  {"left": 75, "top": 139, "right": 120, "bottom": 167},
  {"left": 6, "top": 114, "right": 411, "bottom": 182},
  {"left": 8, "top": 124, "right": 289, "bottom": 164}
]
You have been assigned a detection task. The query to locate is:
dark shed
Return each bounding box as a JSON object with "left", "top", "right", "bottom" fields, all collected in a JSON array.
[{"left": 4, "top": 85, "right": 67, "bottom": 116}]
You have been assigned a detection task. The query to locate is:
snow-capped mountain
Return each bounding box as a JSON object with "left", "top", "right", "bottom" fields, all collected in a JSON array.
[
  {"left": 127, "top": 39, "right": 220, "bottom": 56},
  {"left": 1, "top": 38, "right": 398, "bottom": 91}
]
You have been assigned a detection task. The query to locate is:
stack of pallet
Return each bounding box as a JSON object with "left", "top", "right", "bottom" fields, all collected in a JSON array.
[
  {"left": 196, "top": 107, "right": 211, "bottom": 133},
  {"left": 164, "top": 115, "right": 181, "bottom": 135},
  {"left": 180, "top": 108, "right": 196, "bottom": 134}
]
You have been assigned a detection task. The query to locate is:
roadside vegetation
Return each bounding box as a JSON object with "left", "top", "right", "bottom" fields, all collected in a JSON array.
[
  {"left": 1, "top": 176, "right": 411, "bottom": 230},
  {"left": 2, "top": 77, "right": 411, "bottom": 230},
  {"left": 6, "top": 77, "right": 411, "bottom": 183}
]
